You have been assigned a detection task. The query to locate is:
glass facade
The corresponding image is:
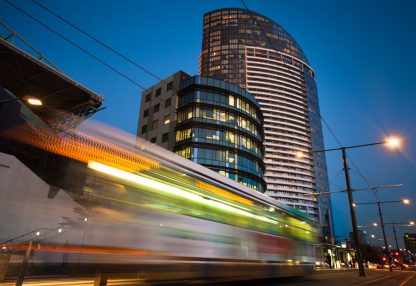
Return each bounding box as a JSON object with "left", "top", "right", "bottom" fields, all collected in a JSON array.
[
  {"left": 174, "top": 76, "right": 266, "bottom": 193},
  {"left": 200, "top": 8, "right": 333, "bottom": 240},
  {"left": 200, "top": 8, "right": 308, "bottom": 88}
]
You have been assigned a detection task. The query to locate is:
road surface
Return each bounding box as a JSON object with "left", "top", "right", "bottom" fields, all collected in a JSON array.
[{"left": 0, "top": 269, "right": 415, "bottom": 285}]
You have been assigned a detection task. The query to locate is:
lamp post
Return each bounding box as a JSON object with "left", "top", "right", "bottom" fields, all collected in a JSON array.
[
  {"left": 0, "top": 227, "right": 62, "bottom": 286},
  {"left": 355, "top": 200, "right": 411, "bottom": 272},
  {"left": 384, "top": 221, "right": 414, "bottom": 251},
  {"left": 311, "top": 137, "right": 402, "bottom": 277},
  {"left": 383, "top": 221, "right": 415, "bottom": 269}
]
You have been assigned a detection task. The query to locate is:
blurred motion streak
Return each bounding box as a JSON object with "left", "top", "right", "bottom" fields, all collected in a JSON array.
[
  {"left": 3, "top": 125, "right": 160, "bottom": 173},
  {"left": 0, "top": 122, "right": 318, "bottom": 281}
]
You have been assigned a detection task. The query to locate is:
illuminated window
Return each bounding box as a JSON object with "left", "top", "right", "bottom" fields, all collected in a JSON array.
[
  {"left": 227, "top": 152, "right": 235, "bottom": 163},
  {"left": 164, "top": 115, "right": 170, "bottom": 125},
  {"left": 227, "top": 131, "right": 235, "bottom": 144},
  {"left": 201, "top": 108, "right": 213, "bottom": 119},
  {"left": 218, "top": 111, "right": 226, "bottom": 122},
  {"left": 209, "top": 65, "right": 221, "bottom": 71},
  {"left": 229, "top": 95, "right": 234, "bottom": 106},
  {"left": 175, "top": 129, "right": 192, "bottom": 142},
  {"left": 152, "top": 120, "right": 158, "bottom": 130}
]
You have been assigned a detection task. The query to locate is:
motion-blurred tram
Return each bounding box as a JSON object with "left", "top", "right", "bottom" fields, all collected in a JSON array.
[{"left": 2, "top": 123, "right": 318, "bottom": 281}]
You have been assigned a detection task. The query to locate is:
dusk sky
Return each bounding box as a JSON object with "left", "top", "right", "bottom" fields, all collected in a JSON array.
[{"left": 1, "top": 0, "right": 415, "bottom": 248}]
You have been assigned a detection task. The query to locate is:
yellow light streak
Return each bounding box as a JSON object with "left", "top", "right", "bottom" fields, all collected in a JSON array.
[
  {"left": 196, "top": 181, "right": 253, "bottom": 206},
  {"left": 4, "top": 126, "right": 160, "bottom": 172},
  {"left": 88, "top": 161, "right": 276, "bottom": 224}
]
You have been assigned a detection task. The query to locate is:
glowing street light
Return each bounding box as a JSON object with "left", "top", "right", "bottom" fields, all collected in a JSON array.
[
  {"left": 356, "top": 199, "right": 412, "bottom": 272},
  {"left": 302, "top": 135, "right": 404, "bottom": 277},
  {"left": 373, "top": 222, "right": 378, "bottom": 227},
  {"left": 371, "top": 234, "right": 375, "bottom": 238},
  {"left": 25, "top": 97, "right": 43, "bottom": 106},
  {"left": 385, "top": 137, "right": 401, "bottom": 149}
]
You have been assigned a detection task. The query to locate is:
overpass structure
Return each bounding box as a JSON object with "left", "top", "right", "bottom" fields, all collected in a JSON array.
[{"left": 0, "top": 21, "right": 104, "bottom": 130}]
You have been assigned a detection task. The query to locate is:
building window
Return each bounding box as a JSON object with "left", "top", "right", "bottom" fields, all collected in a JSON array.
[
  {"left": 141, "top": 125, "right": 147, "bottom": 134},
  {"left": 155, "top": 88, "right": 161, "bottom": 97},
  {"left": 152, "top": 120, "right": 158, "bottom": 130},
  {"left": 165, "top": 97, "right": 171, "bottom": 107},
  {"left": 229, "top": 95, "right": 234, "bottom": 106},
  {"left": 167, "top": 81, "right": 173, "bottom": 91},
  {"left": 162, "top": 132, "right": 169, "bottom": 143},
  {"left": 164, "top": 114, "right": 170, "bottom": 125},
  {"left": 154, "top": 104, "right": 160, "bottom": 113},
  {"left": 143, "top": 109, "right": 149, "bottom": 118},
  {"left": 151, "top": 137, "right": 157, "bottom": 143},
  {"left": 145, "top": 93, "right": 151, "bottom": 102}
]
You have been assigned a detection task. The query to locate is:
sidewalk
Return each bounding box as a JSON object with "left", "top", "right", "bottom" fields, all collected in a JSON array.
[{"left": 310, "top": 269, "right": 408, "bottom": 286}]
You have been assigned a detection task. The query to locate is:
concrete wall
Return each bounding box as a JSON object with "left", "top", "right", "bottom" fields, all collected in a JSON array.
[{"left": 0, "top": 152, "right": 83, "bottom": 245}]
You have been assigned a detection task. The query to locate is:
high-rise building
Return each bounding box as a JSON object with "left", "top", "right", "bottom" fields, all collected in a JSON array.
[
  {"left": 137, "top": 72, "right": 265, "bottom": 192},
  {"left": 200, "top": 8, "right": 332, "bottom": 239},
  {"left": 175, "top": 75, "right": 265, "bottom": 192}
]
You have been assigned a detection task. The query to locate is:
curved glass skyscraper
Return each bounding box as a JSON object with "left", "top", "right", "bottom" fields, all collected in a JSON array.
[
  {"left": 175, "top": 76, "right": 266, "bottom": 193},
  {"left": 200, "top": 8, "right": 332, "bottom": 240}
]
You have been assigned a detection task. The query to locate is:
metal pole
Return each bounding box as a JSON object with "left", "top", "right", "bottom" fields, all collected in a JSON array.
[
  {"left": 15, "top": 240, "right": 32, "bottom": 286},
  {"left": 392, "top": 223, "right": 404, "bottom": 269},
  {"left": 341, "top": 148, "right": 365, "bottom": 276},
  {"left": 377, "top": 202, "right": 392, "bottom": 272},
  {"left": 392, "top": 223, "right": 399, "bottom": 251}
]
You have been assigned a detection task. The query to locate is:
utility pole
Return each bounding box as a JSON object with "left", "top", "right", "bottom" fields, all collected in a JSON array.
[
  {"left": 377, "top": 202, "right": 392, "bottom": 272},
  {"left": 15, "top": 241, "right": 32, "bottom": 286},
  {"left": 392, "top": 223, "right": 399, "bottom": 251},
  {"left": 342, "top": 148, "right": 365, "bottom": 276}
]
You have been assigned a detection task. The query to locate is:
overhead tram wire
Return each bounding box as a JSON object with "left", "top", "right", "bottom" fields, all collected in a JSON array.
[
  {"left": 28, "top": 0, "right": 184, "bottom": 110},
  {"left": 240, "top": 0, "right": 389, "bottom": 209},
  {"left": 240, "top": 0, "right": 345, "bottom": 152},
  {"left": 2, "top": 0, "right": 146, "bottom": 90},
  {"left": 29, "top": 0, "right": 165, "bottom": 84}
]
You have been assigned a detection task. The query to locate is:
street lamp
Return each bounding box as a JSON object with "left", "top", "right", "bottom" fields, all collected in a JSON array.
[
  {"left": 0, "top": 94, "right": 43, "bottom": 107},
  {"left": 355, "top": 200, "right": 411, "bottom": 272},
  {"left": 312, "top": 136, "right": 402, "bottom": 277},
  {"left": 385, "top": 137, "right": 401, "bottom": 149},
  {"left": 383, "top": 221, "right": 415, "bottom": 252}
]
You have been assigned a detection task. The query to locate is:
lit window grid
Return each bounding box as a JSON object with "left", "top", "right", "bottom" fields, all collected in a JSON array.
[{"left": 245, "top": 47, "right": 319, "bottom": 217}]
